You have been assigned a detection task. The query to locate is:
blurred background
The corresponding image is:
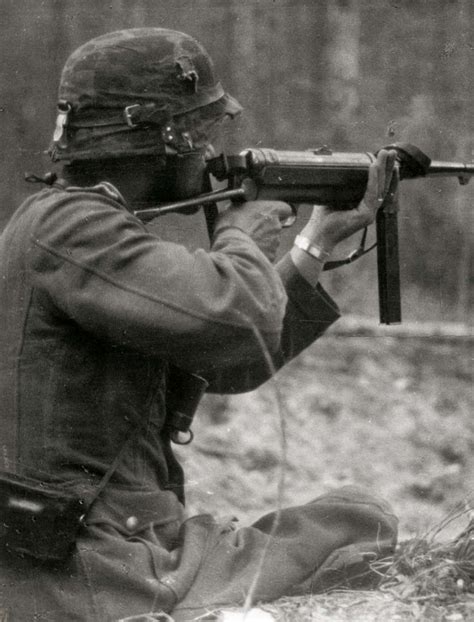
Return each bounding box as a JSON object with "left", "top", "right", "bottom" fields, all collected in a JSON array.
[{"left": 0, "top": 0, "right": 472, "bottom": 323}]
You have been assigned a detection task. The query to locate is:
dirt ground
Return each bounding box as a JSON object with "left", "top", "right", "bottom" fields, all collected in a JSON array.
[{"left": 175, "top": 315, "right": 473, "bottom": 620}]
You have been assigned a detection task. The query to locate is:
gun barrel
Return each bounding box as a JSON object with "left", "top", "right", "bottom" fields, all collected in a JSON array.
[{"left": 427, "top": 161, "right": 474, "bottom": 183}]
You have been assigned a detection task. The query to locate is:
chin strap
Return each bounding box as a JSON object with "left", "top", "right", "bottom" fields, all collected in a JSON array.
[{"left": 323, "top": 227, "right": 376, "bottom": 271}]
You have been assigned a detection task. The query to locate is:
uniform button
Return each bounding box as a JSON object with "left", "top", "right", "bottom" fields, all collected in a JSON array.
[{"left": 126, "top": 516, "right": 138, "bottom": 530}]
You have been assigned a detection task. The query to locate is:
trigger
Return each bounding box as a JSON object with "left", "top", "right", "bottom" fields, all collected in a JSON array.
[{"left": 282, "top": 204, "right": 298, "bottom": 228}]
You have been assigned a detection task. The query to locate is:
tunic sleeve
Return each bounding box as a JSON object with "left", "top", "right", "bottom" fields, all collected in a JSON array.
[
  {"left": 29, "top": 190, "right": 287, "bottom": 370},
  {"left": 203, "top": 253, "right": 341, "bottom": 393}
]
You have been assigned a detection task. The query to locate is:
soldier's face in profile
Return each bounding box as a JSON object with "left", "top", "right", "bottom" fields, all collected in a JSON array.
[{"left": 132, "top": 113, "right": 232, "bottom": 210}]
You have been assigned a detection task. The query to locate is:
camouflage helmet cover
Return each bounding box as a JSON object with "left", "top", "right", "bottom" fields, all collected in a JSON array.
[{"left": 50, "top": 28, "right": 242, "bottom": 161}]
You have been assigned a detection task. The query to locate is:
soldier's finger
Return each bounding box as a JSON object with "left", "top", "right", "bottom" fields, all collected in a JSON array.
[
  {"left": 374, "top": 149, "right": 390, "bottom": 201},
  {"left": 382, "top": 149, "right": 397, "bottom": 197},
  {"left": 249, "top": 200, "right": 293, "bottom": 223},
  {"left": 365, "top": 156, "right": 383, "bottom": 212}
]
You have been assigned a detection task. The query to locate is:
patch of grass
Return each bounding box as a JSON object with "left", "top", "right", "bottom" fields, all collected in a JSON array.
[
  {"left": 261, "top": 591, "right": 417, "bottom": 621},
  {"left": 377, "top": 508, "right": 474, "bottom": 620}
]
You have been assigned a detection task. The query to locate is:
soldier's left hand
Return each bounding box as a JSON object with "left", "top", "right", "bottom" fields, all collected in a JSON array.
[{"left": 300, "top": 148, "right": 398, "bottom": 254}]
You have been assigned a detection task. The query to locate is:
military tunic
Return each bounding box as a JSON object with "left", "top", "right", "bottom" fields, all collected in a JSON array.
[{"left": 0, "top": 185, "right": 397, "bottom": 621}]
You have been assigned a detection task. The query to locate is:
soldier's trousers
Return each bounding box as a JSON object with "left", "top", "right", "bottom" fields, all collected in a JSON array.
[{"left": 0, "top": 486, "right": 397, "bottom": 621}]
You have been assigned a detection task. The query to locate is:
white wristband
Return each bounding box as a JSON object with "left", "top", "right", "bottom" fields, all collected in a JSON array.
[{"left": 294, "top": 235, "right": 331, "bottom": 263}]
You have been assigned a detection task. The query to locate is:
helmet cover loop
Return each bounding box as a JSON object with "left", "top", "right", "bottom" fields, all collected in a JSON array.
[
  {"left": 123, "top": 103, "right": 172, "bottom": 128},
  {"left": 52, "top": 100, "right": 72, "bottom": 146},
  {"left": 175, "top": 56, "right": 199, "bottom": 93}
]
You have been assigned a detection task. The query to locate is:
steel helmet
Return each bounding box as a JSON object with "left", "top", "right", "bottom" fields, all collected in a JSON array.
[{"left": 49, "top": 28, "right": 242, "bottom": 161}]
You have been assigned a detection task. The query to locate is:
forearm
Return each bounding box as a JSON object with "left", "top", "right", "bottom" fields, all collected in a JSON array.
[{"left": 204, "top": 252, "right": 340, "bottom": 393}]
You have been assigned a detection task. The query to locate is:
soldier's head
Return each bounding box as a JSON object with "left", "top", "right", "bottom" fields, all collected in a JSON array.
[{"left": 50, "top": 28, "right": 242, "bottom": 202}]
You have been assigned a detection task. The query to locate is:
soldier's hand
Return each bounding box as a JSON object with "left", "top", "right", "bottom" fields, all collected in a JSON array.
[
  {"left": 214, "top": 200, "right": 293, "bottom": 262},
  {"left": 300, "top": 148, "right": 398, "bottom": 254}
]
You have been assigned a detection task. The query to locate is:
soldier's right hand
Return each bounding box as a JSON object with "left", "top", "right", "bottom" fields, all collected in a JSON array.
[{"left": 214, "top": 200, "right": 293, "bottom": 262}]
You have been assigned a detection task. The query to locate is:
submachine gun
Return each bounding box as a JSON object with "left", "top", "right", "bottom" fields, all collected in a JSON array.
[{"left": 134, "top": 143, "right": 473, "bottom": 325}]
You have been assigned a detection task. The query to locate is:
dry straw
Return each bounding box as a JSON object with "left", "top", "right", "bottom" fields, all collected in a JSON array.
[{"left": 378, "top": 499, "right": 474, "bottom": 618}]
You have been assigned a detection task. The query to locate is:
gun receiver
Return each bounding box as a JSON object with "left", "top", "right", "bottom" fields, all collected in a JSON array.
[{"left": 134, "top": 142, "right": 473, "bottom": 325}]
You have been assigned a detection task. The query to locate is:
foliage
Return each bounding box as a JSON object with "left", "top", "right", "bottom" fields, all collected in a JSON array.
[{"left": 380, "top": 512, "right": 474, "bottom": 615}]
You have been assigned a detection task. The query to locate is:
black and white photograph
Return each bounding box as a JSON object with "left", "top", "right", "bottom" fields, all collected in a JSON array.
[{"left": 0, "top": 1, "right": 472, "bottom": 620}]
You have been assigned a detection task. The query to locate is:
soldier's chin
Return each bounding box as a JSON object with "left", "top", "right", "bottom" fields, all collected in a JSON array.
[{"left": 171, "top": 175, "right": 206, "bottom": 201}]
